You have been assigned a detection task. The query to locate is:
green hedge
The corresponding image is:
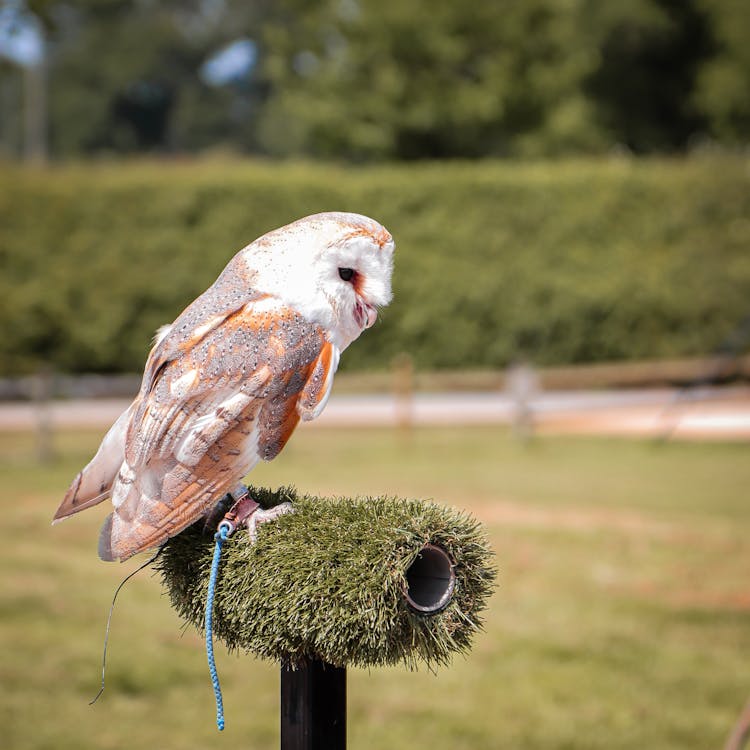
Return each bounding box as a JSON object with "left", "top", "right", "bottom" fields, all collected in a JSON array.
[{"left": 1, "top": 156, "right": 748, "bottom": 375}]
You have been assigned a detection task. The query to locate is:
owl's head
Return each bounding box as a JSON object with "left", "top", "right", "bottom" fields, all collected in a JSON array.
[{"left": 239, "top": 212, "right": 395, "bottom": 349}]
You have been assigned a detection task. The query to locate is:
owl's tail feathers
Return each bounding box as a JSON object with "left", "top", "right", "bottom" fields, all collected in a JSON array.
[
  {"left": 52, "top": 402, "right": 135, "bottom": 525},
  {"left": 98, "top": 514, "right": 117, "bottom": 561},
  {"left": 52, "top": 472, "right": 111, "bottom": 523}
]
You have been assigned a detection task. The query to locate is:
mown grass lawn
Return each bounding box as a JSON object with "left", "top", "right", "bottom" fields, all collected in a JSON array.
[{"left": 0, "top": 425, "right": 748, "bottom": 749}]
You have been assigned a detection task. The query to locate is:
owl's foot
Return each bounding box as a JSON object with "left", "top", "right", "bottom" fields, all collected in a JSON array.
[
  {"left": 210, "top": 485, "right": 258, "bottom": 533},
  {"left": 246, "top": 502, "right": 295, "bottom": 544},
  {"left": 209, "top": 486, "right": 293, "bottom": 543}
]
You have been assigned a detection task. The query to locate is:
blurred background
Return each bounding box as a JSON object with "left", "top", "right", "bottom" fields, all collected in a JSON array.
[{"left": 1, "top": 1, "right": 749, "bottom": 749}]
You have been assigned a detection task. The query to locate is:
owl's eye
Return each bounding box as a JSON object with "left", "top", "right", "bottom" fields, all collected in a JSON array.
[{"left": 338, "top": 267, "right": 355, "bottom": 282}]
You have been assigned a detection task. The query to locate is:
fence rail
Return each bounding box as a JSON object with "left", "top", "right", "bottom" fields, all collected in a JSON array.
[{"left": 3, "top": 355, "right": 748, "bottom": 401}]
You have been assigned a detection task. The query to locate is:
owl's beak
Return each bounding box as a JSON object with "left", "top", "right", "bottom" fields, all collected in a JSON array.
[{"left": 354, "top": 299, "right": 378, "bottom": 330}]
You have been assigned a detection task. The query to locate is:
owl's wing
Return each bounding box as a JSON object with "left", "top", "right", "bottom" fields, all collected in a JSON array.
[{"left": 100, "top": 299, "right": 339, "bottom": 561}]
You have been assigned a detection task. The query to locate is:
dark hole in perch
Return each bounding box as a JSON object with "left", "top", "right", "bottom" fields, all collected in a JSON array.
[{"left": 403, "top": 543, "right": 455, "bottom": 614}]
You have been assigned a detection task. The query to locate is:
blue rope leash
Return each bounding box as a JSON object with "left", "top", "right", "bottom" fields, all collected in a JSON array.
[{"left": 206, "top": 521, "right": 231, "bottom": 731}]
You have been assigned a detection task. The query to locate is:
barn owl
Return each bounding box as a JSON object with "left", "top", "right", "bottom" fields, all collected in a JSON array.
[{"left": 53, "top": 212, "right": 395, "bottom": 561}]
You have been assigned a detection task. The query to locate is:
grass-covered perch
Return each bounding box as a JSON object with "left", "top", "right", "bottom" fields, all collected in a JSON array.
[{"left": 158, "top": 487, "right": 496, "bottom": 669}]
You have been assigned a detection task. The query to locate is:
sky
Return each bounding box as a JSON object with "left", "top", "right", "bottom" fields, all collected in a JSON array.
[
  {"left": 0, "top": 0, "right": 43, "bottom": 66},
  {"left": 200, "top": 38, "right": 257, "bottom": 87}
]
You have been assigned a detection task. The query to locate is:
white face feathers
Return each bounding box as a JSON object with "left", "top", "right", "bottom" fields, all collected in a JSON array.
[{"left": 237, "top": 212, "right": 395, "bottom": 349}]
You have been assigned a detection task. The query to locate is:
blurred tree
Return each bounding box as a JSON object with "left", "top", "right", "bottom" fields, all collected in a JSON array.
[
  {"left": 0, "top": 0, "right": 47, "bottom": 160},
  {"left": 24, "top": 0, "right": 275, "bottom": 154},
  {"left": 693, "top": 0, "right": 750, "bottom": 145},
  {"left": 257, "top": 0, "right": 604, "bottom": 159},
  {"left": 0, "top": 0, "right": 746, "bottom": 159},
  {"left": 257, "top": 0, "right": 746, "bottom": 159},
  {"left": 0, "top": 57, "right": 22, "bottom": 156},
  {"left": 583, "top": 0, "right": 716, "bottom": 152}
]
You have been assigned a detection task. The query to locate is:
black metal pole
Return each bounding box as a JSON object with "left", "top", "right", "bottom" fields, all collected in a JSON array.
[{"left": 280, "top": 658, "right": 346, "bottom": 750}]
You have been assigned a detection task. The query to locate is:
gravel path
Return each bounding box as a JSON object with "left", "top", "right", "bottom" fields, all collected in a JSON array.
[{"left": 2, "top": 385, "right": 749, "bottom": 440}]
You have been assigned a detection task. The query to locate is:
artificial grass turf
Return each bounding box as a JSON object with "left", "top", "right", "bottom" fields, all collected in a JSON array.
[{"left": 158, "top": 487, "right": 496, "bottom": 669}]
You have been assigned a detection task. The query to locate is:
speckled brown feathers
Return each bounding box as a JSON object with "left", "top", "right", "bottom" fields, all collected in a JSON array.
[{"left": 98, "top": 304, "right": 330, "bottom": 560}]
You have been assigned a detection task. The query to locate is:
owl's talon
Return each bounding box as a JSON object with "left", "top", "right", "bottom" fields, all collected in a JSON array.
[{"left": 246, "top": 502, "right": 295, "bottom": 544}]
